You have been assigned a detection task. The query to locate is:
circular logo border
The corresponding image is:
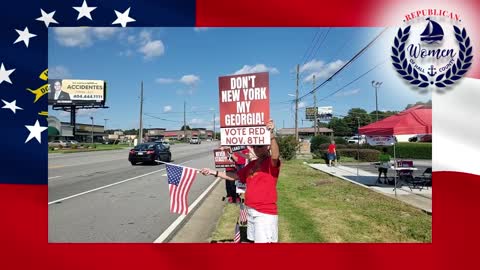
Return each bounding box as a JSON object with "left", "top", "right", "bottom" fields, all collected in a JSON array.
[{"left": 391, "top": 25, "right": 473, "bottom": 89}]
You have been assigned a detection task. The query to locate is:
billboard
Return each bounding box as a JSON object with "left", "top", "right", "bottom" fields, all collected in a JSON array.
[
  {"left": 218, "top": 72, "right": 270, "bottom": 145},
  {"left": 305, "top": 107, "right": 317, "bottom": 120},
  {"left": 318, "top": 106, "right": 333, "bottom": 121},
  {"left": 305, "top": 106, "right": 333, "bottom": 121},
  {"left": 48, "top": 79, "right": 106, "bottom": 106}
]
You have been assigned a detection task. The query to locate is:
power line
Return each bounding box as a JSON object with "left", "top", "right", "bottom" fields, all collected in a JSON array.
[
  {"left": 144, "top": 113, "right": 184, "bottom": 123},
  {"left": 300, "top": 28, "right": 387, "bottom": 101},
  {"left": 318, "top": 61, "right": 387, "bottom": 102},
  {"left": 289, "top": 28, "right": 388, "bottom": 104}
]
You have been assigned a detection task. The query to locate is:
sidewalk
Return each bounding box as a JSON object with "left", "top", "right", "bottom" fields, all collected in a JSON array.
[{"left": 308, "top": 163, "right": 432, "bottom": 214}]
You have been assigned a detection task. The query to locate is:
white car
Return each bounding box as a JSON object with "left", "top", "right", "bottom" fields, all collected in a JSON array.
[
  {"left": 154, "top": 140, "right": 170, "bottom": 149},
  {"left": 161, "top": 141, "right": 170, "bottom": 149},
  {"left": 190, "top": 137, "right": 201, "bottom": 144},
  {"left": 348, "top": 136, "right": 366, "bottom": 144}
]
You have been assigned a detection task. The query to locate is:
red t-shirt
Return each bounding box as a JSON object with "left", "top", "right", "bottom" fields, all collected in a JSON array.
[
  {"left": 237, "top": 156, "right": 281, "bottom": 215},
  {"left": 328, "top": 144, "right": 336, "bottom": 153}
]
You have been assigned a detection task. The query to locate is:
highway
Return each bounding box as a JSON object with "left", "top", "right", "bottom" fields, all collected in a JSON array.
[{"left": 48, "top": 141, "right": 220, "bottom": 243}]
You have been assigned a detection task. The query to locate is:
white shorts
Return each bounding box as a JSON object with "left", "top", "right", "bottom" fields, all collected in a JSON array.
[{"left": 246, "top": 206, "right": 278, "bottom": 243}]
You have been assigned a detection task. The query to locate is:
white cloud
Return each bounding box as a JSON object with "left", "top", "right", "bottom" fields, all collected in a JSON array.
[
  {"left": 301, "top": 59, "right": 345, "bottom": 82},
  {"left": 93, "top": 28, "right": 119, "bottom": 39},
  {"left": 298, "top": 102, "right": 306, "bottom": 109},
  {"left": 234, "top": 64, "right": 279, "bottom": 75},
  {"left": 335, "top": 88, "right": 361, "bottom": 97},
  {"left": 180, "top": 74, "right": 200, "bottom": 86},
  {"left": 54, "top": 27, "right": 121, "bottom": 47},
  {"left": 127, "top": 35, "right": 136, "bottom": 44},
  {"left": 119, "top": 49, "right": 133, "bottom": 57},
  {"left": 49, "top": 65, "right": 72, "bottom": 79},
  {"left": 155, "top": 78, "right": 175, "bottom": 84},
  {"left": 54, "top": 28, "right": 92, "bottom": 47},
  {"left": 139, "top": 30, "right": 153, "bottom": 44},
  {"left": 138, "top": 40, "right": 165, "bottom": 59},
  {"left": 163, "top": 105, "right": 172, "bottom": 112}
]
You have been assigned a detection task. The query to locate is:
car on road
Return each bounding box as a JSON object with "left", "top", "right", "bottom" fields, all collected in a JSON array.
[
  {"left": 129, "top": 142, "right": 171, "bottom": 165},
  {"left": 154, "top": 140, "right": 170, "bottom": 149},
  {"left": 69, "top": 140, "right": 79, "bottom": 145},
  {"left": 48, "top": 140, "right": 71, "bottom": 148},
  {"left": 190, "top": 137, "right": 201, "bottom": 144}
]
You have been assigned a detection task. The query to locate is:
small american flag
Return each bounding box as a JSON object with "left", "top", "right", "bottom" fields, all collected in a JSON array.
[
  {"left": 239, "top": 203, "right": 248, "bottom": 225},
  {"left": 234, "top": 223, "right": 241, "bottom": 243},
  {"left": 166, "top": 164, "right": 197, "bottom": 215}
]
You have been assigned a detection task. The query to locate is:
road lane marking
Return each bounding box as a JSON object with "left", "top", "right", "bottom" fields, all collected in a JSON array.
[
  {"left": 48, "top": 176, "right": 62, "bottom": 180},
  {"left": 153, "top": 177, "right": 221, "bottom": 243},
  {"left": 48, "top": 160, "right": 193, "bottom": 205},
  {"left": 49, "top": 157, "right": 127, "bottom": 169}
]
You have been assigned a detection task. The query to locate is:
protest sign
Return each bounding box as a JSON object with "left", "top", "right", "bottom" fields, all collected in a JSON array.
[
  {"left": 218, "top": 72, "right": 270, "bottom": 145},
  {"left": 213, "top": 149, "right": 235, "bottom": 168}
]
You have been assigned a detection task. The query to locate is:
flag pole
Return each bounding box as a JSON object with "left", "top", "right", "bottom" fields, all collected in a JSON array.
[{"left": 155, "top": 160, "right": 201, "bottom": 173}]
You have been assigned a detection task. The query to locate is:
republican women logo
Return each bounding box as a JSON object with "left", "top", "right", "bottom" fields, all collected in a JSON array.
[{"left": 392, "top": 10, "right": 473, "bottom": 92}]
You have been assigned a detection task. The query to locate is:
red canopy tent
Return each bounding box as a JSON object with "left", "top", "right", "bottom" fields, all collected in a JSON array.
[
  {"left": 357, "top": 105, "right": 432, "bottom": 195},
  {"left": 358, "top": 105, "right": 432, "bottom": 136}
]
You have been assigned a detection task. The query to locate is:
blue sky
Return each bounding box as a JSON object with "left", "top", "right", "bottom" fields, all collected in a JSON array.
[{"left": 48, "top": 27, "right": 431, "bottom": 130}]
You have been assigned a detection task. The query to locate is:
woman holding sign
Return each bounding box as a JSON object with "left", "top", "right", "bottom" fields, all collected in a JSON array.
[{"left": 201, "top": 119, "right": 280, "bottom": 243}]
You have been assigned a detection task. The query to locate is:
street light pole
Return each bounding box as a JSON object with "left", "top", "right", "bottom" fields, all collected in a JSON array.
[
  {"left": 371, "top": 81, "right": 383, "bottom": 121},
  {"left": 90, "top": 116, "right": 94, "bottom": 144}
]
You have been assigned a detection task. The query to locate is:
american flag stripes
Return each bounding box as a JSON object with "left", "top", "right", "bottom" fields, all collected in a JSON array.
[
  {"left": 166, "top": 164, "right": 197, "bottom": 215},
  {"left": 239, "top": 202, "right": 248, "bottom": 225},
  {"left": 234, "top": 223, "right": 241, "bottom": 243}
]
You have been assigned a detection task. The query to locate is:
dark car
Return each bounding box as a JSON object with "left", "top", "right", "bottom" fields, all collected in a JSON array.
[{"left": 128, "top": 143, "right": 171, "bottom": 165}]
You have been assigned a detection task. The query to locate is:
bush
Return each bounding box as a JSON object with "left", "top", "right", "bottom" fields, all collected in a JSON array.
[
  {"left": 277, "top": 136, "right": 299, "bottom": 160},
  {"left": 365, "top": 142, "right": 431, "bottom": 159},
  {"left": 71, "top": 144, "right": 78, "bottom": 149},
  {"left": 49, "top": 147, "right": 55, "bottom": 151},
  {"left": 58, "top": 145, "right": 63, "bottom": 149},
  {"left": 334, "top": 137, "right": 348, "bottom": 145},
  {"left": 391, "top": 143, "right": 431, "bottom": 159},
  {"left": 357, "top": 149, "right": 381, "bottom": 162},
  {"left": 310, "top": 135, "right": 331, "bottom": 153}
]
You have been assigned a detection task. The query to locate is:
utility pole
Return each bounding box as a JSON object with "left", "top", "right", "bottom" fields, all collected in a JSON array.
[
  {"left": 295, "top": 64, "right": 299, "bottom": 141},
  {"left": 313, "top": 75, "right": 317, "bottom": 136},
  {"left": 213, "top": 111, "right": 215, "bottom": 140},
  {"left": 139, "top": 81, "right": 144, "bottom": 144},
  {"left": 183, "top": 101, "right": 186, "bottom": 141},
  {"left": 104, "top": 118, "right": 109, "bottom": 132},
  {"left": 90, "top": 116, "right": 94, "bottom": 144},
  {"left": 371, "top": 81, "right": 383, "bottom": 122}
]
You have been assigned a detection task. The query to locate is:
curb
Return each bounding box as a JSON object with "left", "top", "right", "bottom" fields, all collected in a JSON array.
[{"left": 154, "top": 177, "right": 222, "bottom": 243}]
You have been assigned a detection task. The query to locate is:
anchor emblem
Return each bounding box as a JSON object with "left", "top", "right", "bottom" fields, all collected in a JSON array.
[{"left": 427, "top": 65, "right": 437, "bottom": 76}]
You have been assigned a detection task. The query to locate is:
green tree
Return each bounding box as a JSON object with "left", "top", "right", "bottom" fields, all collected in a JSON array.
[
  {"left": 328, "top": 117, "right": 351, "bottom": 136},
  {"left": 180, "top": 125, "right": 191, "bottom": 130},
  {"left": 369, "top": 110, "right": 398, "bottom": 121},
  {"left": 343, "top": 108, "right": 371, "bottom": 133},
  {"left": 405, "top": 100, "right": 432, "bottom": 110}
]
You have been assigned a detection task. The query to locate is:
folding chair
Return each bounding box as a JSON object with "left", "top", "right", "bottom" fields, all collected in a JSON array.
[
  {"left": 397, "top": 160, "right": 415, "bottom": 190},
  {"left": 413, "top": 167, "right": 432, "bottom": 191}
]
